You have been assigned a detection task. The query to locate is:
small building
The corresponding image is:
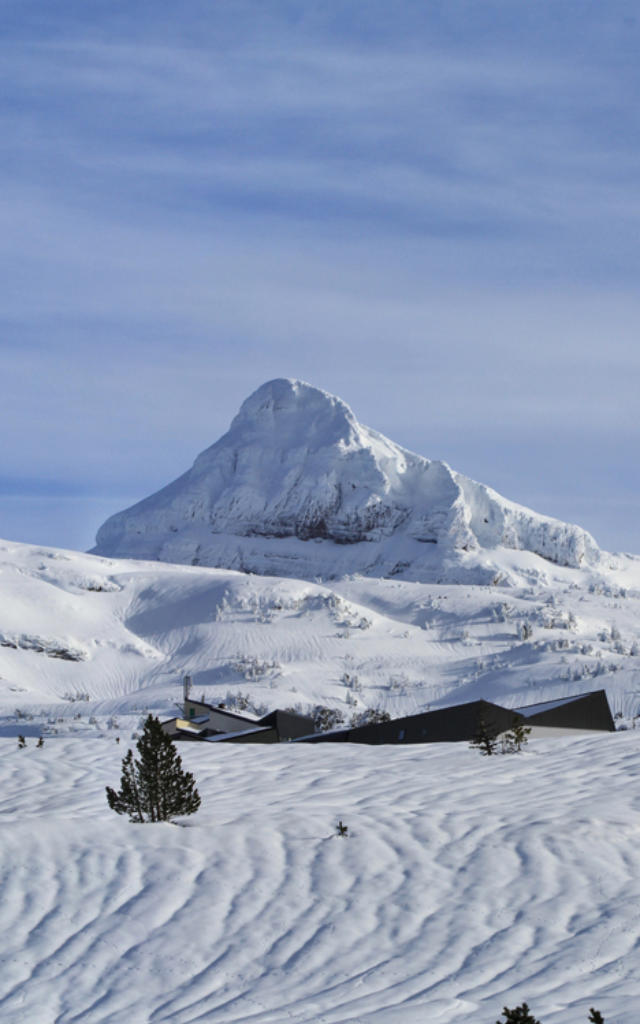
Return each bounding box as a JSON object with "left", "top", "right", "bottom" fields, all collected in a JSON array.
[
  {"left": 513, "top": 689, "right": 615, "bottom": 736},
  {"left": 298, "top": 690, "right": 616, "bottom": 745},
  {"left": 161, "top": 696, "right": 315, "bottom": 744},
  {"left": 162, "top": 688, "right": 615, "bottom": 748},
  {"left": 298, "top": 699, "right": 522, "bottom": 745}
]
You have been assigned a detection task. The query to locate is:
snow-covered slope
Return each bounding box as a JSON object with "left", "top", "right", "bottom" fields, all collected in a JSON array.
[
  {"left": 93, "top": 379, "right": 601, "bottom": 579},
  {"left": 2, "top": 537, "right": 640, "bottom": 737},
  {"left": 4, "top": 384, "right": 638, "bottom": 1024},
  {"left": 1, "top": 731, "right": 638, "bottom": 1023}
]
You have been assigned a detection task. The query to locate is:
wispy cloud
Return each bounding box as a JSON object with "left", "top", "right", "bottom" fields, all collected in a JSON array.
[{"left": 2, "top": 2, "right": 640, "bottom": 551}]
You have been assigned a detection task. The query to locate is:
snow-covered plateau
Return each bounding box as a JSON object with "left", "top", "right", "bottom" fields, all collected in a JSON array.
[{"left": 2, "top": 378, "right": 640, "bottom": 1021}]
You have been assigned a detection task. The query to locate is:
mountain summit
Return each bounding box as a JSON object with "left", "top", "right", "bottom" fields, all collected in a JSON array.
[{"left": 93, "top": 378, "right": 601, "bottom": 579}]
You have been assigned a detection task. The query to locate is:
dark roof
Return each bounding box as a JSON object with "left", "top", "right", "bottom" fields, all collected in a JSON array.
[
  {"left": 300, "top": 699, "right": 521, "bottom": 745},
  {"left": 184, "top": 697, "right": 258, "bottom": 724},
  {"left": 514, "top": 689, "right": 614, "bottom": 731},
  {"left": 259, "top": 709, "right": 316, "bottom": 739},
  {"left": 515, "top": 691, "right": 599, "bottom": 715}
]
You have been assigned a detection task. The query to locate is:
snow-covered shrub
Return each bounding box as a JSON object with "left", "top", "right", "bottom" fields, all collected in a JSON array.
[
  {"left": 501, "top": 721, "right": 531, "bottom": 753},
  {"left": 311, "top": 705, "right": 346, "bottom": 732},
  {"left": 231, "top": 655, "right": 281, "bottom": 680},
  {"left": 350, "top": 707, "right": 391, "bottom": 728},
  {"left": 519, "top": 622, "right": 533, "bottom": 641},
  {"left": 223, "top": 690, "right": 269, "bottom": 717},
  {"left": 341, "top": 672, "right": 362, "bottom": 692}
]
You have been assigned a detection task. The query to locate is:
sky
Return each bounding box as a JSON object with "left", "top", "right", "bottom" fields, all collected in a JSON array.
[{"left": 3, "top": 0, "right": 640, "bottom": 554}]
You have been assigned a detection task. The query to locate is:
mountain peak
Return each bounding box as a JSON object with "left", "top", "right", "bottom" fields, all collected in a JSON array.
[
  {"left": 222, "top": 378, "right": 361, "bottom": 452},
  {"left": 232, "top": 377, "right": 355, "bottom": 426},
  {"left": 93, "top": 379, "right": 601, "bottom": 580}
]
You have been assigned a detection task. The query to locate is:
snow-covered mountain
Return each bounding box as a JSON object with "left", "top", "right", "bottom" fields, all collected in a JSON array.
[
  {"left": 3, "top": 380, "right": 640, "bottom": 1023},
  {"left": 93, "top": 378, "right": 601, "bottom": 581}
]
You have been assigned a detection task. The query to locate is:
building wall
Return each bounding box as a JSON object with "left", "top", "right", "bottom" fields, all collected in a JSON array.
[
  {"left": 522, "top": 690, "right": 615, "bottom": 732},
  {"left": 183, "top": 698, "right": 256, "bottom": 734},
  {"left": 303, "top": 700, "right": 522, "bottom": 745}
]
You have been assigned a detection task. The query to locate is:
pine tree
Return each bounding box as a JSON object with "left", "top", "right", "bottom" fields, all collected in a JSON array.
[
  {"left": 502, "top": 718, "right": 532, "bottom": 753},
  {"left": 469, "top": 716, "right": 498, "bottom": 755},
  {"left": 106, "top": 715, "right": 201, "bottom": 823},
  {"left": 497, "top": 1004, "right": 541, "bottom": 1024}
]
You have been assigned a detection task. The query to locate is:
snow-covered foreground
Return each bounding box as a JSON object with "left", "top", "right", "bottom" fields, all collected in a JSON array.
[{"left": 2, "top": 731, "right": 638, "bottom": 1023}]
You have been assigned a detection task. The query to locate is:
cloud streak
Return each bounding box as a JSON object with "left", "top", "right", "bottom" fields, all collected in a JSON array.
[{"left": 2, "top": 2, "right": 640, "bottom": 551}]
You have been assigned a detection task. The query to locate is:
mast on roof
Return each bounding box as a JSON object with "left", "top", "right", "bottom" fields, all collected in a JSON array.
[{"left": 183, "top": 674, "right": 192, "bottom": 703}]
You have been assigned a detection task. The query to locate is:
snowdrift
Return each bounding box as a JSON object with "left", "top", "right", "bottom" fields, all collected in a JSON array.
[{"left": 1, "top": 732, "right": 637, "bottom": 1022}]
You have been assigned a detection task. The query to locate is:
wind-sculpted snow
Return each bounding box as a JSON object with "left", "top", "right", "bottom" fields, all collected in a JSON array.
[
  {"left": 0, "top": 733, "right": 637, "bottom": 1022},
  {"left": 93, "top": 378, "right": 601, "bottom": 578}
]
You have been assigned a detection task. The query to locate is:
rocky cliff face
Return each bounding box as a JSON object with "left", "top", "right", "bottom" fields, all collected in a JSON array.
[{"left": 93, "top": 378, "right": 601, "bottom": 579}]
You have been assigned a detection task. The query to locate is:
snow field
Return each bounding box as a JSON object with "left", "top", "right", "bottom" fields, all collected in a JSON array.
[
  {"left": 1, "top": 732, "right": 639, "bottom": 1023},
  {"left": 3, "top": 540, "right": 640, "bottom": 732}
]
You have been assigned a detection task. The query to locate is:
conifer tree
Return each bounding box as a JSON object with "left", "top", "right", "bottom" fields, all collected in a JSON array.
[
  {"left": 502, "top": 718, "right": 532, "bottom": 753},
  {"left": 497, "top": 1004, "right": 540, "bottom": 1024},
  {"left": 106, "top": 715, "right": 201, "bottom": 823},
  {"left": 469, "top": 716, "right": 498, "bottom": 755}
]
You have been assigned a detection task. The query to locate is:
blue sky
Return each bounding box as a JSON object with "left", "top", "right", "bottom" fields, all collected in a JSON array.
[{"left": 3, "top": 1, "right": 640, "bottom": 553}]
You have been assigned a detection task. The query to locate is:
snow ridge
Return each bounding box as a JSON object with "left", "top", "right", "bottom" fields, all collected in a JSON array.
[{"left": 93, "top": 378, "right": 601, "bottom": 577}]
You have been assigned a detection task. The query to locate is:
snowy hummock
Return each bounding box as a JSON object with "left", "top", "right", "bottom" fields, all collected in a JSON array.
[
  {"left": 0, "top": 731, "right": 638, "bottom": 1023},
  {"left": 93, "top": 378, "right": 601, "bottom": 579}
]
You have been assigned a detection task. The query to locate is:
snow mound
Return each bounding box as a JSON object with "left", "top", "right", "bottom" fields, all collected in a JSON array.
[{"left": 93, "top": 378, "right": 601, "bottom": 577}]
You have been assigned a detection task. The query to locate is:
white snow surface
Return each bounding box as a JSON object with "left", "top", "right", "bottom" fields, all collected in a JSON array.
[
  {"left": 1, "top": 532, "right": 640, "bottom": 1021},
  {"left": 1, "top": 731, "right": 639, "bottom": 1023},
  {"left": 93, "top": 378, "right": 602, "bottom": 577},
  {"left": 2, "top": 536, "right": 640, "bottom": 726},
  {"left": 4, "top": 533, "right": 640, "bottom": 727},
  {"left": 4, "top": 381, "right": 640, "bottom": 1020}
]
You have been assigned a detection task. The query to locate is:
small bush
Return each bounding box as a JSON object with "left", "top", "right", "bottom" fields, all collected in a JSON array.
[
  {"left": 350, "top": 707, "right": 391, "bottom": 728},
  {"left": 502, "top": 720, "right": 532, "bottom": 753},
  {"left": 312, "top": 705, "right": 346, "bottom": 732}
]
